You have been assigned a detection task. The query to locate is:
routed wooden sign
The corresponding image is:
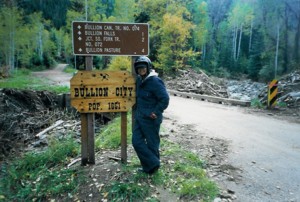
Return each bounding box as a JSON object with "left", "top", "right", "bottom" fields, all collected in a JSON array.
[
  {"left": 72, "top": 21, "right": 149, "bottom": 56},
  {"left": 70, "top": 71, "right": 136, "bottom": 113}
]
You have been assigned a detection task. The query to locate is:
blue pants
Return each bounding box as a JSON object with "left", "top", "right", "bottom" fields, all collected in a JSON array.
[{"left": 132, "top": 118, "right": 160, "bottom": 173}]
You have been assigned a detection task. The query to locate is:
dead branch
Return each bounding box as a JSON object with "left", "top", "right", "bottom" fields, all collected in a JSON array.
[
  {"left": 35, "top": 120, "right": 64, "bottom": 138},
  {"left": 67, "top": 158, "right": 81, "bottom": 168}
]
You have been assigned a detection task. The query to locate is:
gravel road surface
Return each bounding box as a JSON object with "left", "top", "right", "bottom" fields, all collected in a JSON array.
[{"left": 165, "top": 96, "right": 300, "bottom": 202}]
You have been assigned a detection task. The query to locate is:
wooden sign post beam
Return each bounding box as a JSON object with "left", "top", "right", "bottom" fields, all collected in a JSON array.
[
  {"left": 120, "top": 56, "right": 138, "bottom": 163},
  {"left": 121, "top": 112, "right": 127, "bottom": 163},
  {"left": 81, "top": 56, "right": 95, "bottom": 165}
]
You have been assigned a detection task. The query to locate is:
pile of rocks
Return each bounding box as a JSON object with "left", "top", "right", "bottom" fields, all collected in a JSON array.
[
  {"left": 277, "top": 70, "right": 300, "bottom": 107},
  {"left": 226, "top": 80, "right": 265, "bottom": 101},
  {"left": 256, "top": 70, "right": 300, "bottom": 108},
  {"left": 165, "top": 69, "right": 228, "bottom": 98},
  {"left": 165, "top": 68, "right": 300, "bottom": 109},
  {"left": 165, "top": 69, "right": 266, "bottom": 102}
]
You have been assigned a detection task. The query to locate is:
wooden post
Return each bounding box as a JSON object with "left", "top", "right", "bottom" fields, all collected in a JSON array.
[
  {"left": 120, "top": 57, "right": 137, "bottom": 164},
  {"left": 80, "top": 115, "right": 88, "bottom": 165},
  {"left": 81, "top": 56, "right": 95, "bottom": 165},
  {"left": 131, "top": 56, "right": 137, "bottom": 130},
  {"left": 121, "top": 112, "right": 127, "bottom": 163}
]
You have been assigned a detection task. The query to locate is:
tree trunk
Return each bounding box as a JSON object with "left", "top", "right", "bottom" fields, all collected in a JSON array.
[
  {"left": 9, "top": 11, "right": 15, "bottom": 72},
  {"left": 38, "top": 25, "right": 43, "bottom": 63},
  {"left": 202, "top": 44, "right": 206, "bottom": 62},
  {"left": 275, "top": 23, "right": 280, "bottom": 78},
  {"left": 283, "top": 4, "right": 289, "bottom": 73},
  {"left": 237, "top": 23, "right": 243, "bottom": 60},
  {"left": 249, "top": 19, "right": 253, "bottom": 54},
  {"left": 232, "top": 24, "right": 238, "bottom": 61},
  {"left": 294, "top": 19, "right": 300, "bottom": 64}
]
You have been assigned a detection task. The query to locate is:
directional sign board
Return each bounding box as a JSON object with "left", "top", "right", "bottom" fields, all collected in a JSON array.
[
  {"left": 72, "top": 21, "right": 149, "bottom": 56},
  {"left": 70, "top": 71, "right": 136, "bottom": 113}
]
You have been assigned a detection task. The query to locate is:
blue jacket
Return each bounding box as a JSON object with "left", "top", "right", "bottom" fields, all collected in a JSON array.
[{"left": 136, "top": 70, "right": 169, "bottom": 124}]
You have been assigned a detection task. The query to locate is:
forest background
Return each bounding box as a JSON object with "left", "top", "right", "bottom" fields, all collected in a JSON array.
[{"left": 1, "top": 0, "right": 300, "bottom": 82}]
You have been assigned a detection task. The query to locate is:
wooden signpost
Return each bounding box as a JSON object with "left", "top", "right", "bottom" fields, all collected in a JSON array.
[
  {"left": 72, "top": 21, "right": 149, "bottom": 56},
  {"left": 71, "top": 21, "right": 148, "bottom": 165}
]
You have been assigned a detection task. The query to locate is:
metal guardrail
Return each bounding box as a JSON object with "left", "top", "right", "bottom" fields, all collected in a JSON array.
[{"left": 168, "top": 89, "right": 251, "bottom": 107}]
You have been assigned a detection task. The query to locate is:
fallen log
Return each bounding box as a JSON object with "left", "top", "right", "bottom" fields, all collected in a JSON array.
[
  {"left": 278, "top": 92, "right": 300, "bottom": 101},
  {"left": 168, "top": 90, "right": 251, "bottom": 107},
  {"left": 67, "top": 158, "right": 81, "bottom": 168}
]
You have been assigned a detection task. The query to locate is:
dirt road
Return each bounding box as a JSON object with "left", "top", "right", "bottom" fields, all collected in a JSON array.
[
  {"left": 164, "top": 96, "right": 300, "bottom": 202},
  {"left": 32, "top": 64, "right": 71, "bottom": 87}
]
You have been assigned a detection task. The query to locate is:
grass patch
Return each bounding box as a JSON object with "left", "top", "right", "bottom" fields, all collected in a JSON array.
[
  {"left": 276, "top": 101, "right": 287, "bottom": 107},
  {"left": 105, "top": 180, "right": 150, "bottom": 201},
  {"left": 161, "top": 141, "right": 218, "bottom": 201},
  {"left": 63, "top": 65, "right": 77, "bottom": 74},
  {"left": 95, "top": 113, "right": 132, "bottom": 150},
  {"left": 251, "top": 98, "right": 264, "bottom": 108},
  {"left": 251, "top": 98, "right": 288, "bottom": 109},
  {"left": 104, "top": 140, "right": 218, "bottom": 201},
  {"left": 102, "top": 160, "right": 163, "bottom": 202},
  {"left": 0, "top": 69, "right": 69, "bottom": 93},
  {"left": 0, "top": 137, "right": 82, "bottom": 201}
]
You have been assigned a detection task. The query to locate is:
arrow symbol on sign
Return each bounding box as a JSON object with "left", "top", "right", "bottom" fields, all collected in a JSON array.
[
  {"left": 77, "top": 25, "right": 81, "bottom": 29},
  {"left": 78, "top": 37, "right": 82, "bottom": 41},
  {"left": 132, "top": 25, "right": 139, "bottom": 31},
  {"left": 79, "top": 48, "right": 82, "bottom": 52},
  {"left": 78, "top": 31, "right": 81, "bottom": 35}
]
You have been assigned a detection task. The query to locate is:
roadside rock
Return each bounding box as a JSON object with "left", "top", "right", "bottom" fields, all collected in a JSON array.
[{"left": 226, "top": 80, "right": 265, "bottom": 101}]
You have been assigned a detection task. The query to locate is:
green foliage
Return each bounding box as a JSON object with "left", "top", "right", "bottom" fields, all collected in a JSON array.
[
  {"left": 258, "top": 65, "right": 275, "bottom": 82},
  {"left": 1, "top": 0, "right": 300, "bottom": 81},
  {"left": 108, "top": 57, "right": 132, "bottom": 71},
  {"left": 192, "top": 1, "right": 209, "bottom": 49},
  {"left": 113, "top": 0, "right": 136, "bottom": 22},
  {"left": 156, "top": 12, "right": 195, "bottom": 72},
  {"left": 277, "top": 101, "right": 287, "bottom": 108},
  {"left": 0, "top": 138, "right": 82, "bottom": 201}
]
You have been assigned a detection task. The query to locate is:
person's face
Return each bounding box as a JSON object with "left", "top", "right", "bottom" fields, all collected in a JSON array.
[{"left": 137, "top": 67, "right": 147, "bottom": 76}]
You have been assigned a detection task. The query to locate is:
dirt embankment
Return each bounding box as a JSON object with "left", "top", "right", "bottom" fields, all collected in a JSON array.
[{"left": 0, "top": 89, "right": 64, "bottom": 160}]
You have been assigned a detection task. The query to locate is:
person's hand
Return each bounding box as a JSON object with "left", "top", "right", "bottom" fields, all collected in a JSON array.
[{"left": 150, "top": 112, "right": 157, "bottom": 119}]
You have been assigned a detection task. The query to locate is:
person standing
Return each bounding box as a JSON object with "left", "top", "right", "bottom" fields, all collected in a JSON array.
[{"left": 132, "top": 56, "right": 170, "bottom": 174}]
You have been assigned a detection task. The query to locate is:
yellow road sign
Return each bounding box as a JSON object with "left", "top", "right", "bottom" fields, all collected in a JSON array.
[{"left": 268, "top": 79, "right": 278, "bottom": 107}]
